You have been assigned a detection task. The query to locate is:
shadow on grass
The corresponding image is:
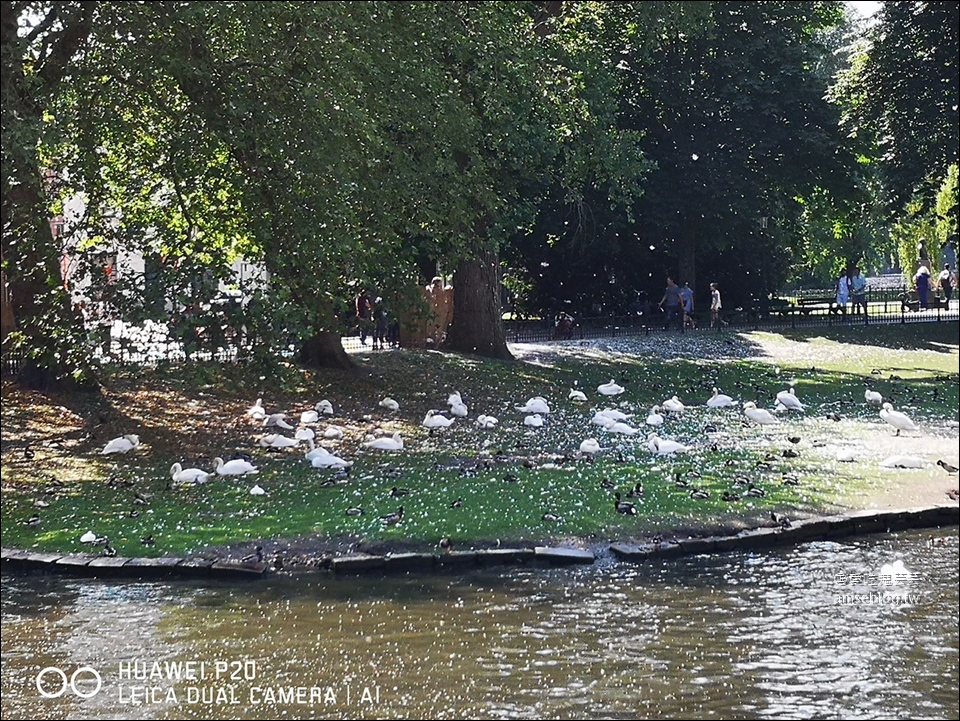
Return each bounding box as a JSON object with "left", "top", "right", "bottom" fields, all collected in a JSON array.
[{"left": 771, "top": 320, "right": 960, "bottom": 354}]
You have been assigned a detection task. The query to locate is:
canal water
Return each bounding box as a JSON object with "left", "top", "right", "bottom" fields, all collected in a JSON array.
[{"left": 2, "top": 528, "right": 957, "bottom": 720}]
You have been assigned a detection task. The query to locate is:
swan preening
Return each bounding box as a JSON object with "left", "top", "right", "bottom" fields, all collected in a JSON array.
[
  {"left": 662, "top": 396, "right": 685, "bottom": 414},
  {"left": 423, "top": 410, "right": 456, "bottom": 429},
  {"left": 706, "top": 388, "right": 737, "bottom": 408},
  {"left": 475, "top": 414, "right": 499, "bottom": 429},
  {"left": 742, "top": 402, "right": 778, "bottom": 425},
  {"left": 170, "top": 462, "right": 210, "bottom": 484},
  {"left": 645, "top": 406, "right": 664, "bottom": 427},
  {"left": 262, "top": 413, "right": 294, "bottom": 430},
  {"left": 579, "top": 438, "right": 601, "bottom": 455},
  {"left": 598, "top": 379, "right": 625, "bottom": 396},
  {"left": 524, "top": 414, "right": 545, "bottom": 428},
  {"left": 379, "top": 397, "right": 400, "bottom": 412},
  {"left": 259, "top": 433, "right": 301, "bottom": 449},
  {"left": 102, "top": 435, "right": 140, "bottom": 455},
  {"left": 604, "top": 421, "right": 639, "bottom": 436},
  {"left": 569, "top": 389, "right": 588, "bottom": 402},
  {"left": 246, "top": 398, "right": 266, "bottom": 420},
  {"left": 879, "top": 403, "right": 918, "bottom": 435},
  {"left": 516, "top": 397, "right": 550, "bottom": 414}
]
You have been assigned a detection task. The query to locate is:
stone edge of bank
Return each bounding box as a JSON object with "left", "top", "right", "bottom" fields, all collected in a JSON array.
[{"left": 2, "top": 504, "right": 957, "bottom": 580}]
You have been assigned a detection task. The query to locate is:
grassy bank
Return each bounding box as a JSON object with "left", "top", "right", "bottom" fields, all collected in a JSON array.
[{"left": 2, "top": 322, "right": 957, "bottom": 563}]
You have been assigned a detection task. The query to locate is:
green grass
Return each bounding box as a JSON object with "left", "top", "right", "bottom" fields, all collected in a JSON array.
[{"left": 2, "top": 322, "right": 957, "bottom": 558}]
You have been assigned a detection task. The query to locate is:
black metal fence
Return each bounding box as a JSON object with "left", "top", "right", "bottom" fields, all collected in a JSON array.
[{"left": 3, "top": 286, "right": 957, "bottom": 377}]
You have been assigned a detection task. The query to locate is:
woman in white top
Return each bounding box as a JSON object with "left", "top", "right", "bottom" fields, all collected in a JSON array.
[{"left": 710, "top": 283, "right": 723, "bottom": 328}]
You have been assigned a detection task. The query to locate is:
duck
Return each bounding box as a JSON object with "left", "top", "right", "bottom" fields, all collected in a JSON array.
[
  {"left": 390, "top": 486, "right": 410, "bottom": 498},
  {"left": 721, "top": 491, "right": 740, "bottom": 502},
  {"left": 662, "top": 396, "right": 685, "bottom": 414},
  {"left": 605, "top": 421, "right": 639, "bottom": 436},
  {"left": 645, "top": 406, "right": 665, "bottom": 427},
  {"left": 598, "top": 379, "right": 625, "bottom": 396},
  {"left": 515, "top": 397, "right": 550, "bottom": 414},
  {"left": 380, "top": 506, "right": 404, "bottom": 525},
  {"left": 569, "top": 389, "right": 588, "bottom": 402},
  {"left": 742, "top": 402, "right": 778, "bottom": 425},
  {"left": 864, "top": 389, "right": 884, "bottom": 406},
  {"left": 169, "top": 462, "right": 211, "bottom": 485},
  {"left": 879, "top": 402, "right": 918, "bottom": 435},
  {"left": 781, "top": 473, "right": 801, "bottom": 486},
  {"left": 258, "top": 433, "right": 301, "bottom": 449},
  {"left": 246, "top": 398, "right": 266, "bottom": 420},
  {"left": 249, "top": 484, "right": 267, "bottom": 496},
  {"left": 770, "top": 512, "right": 791, "bottom": 529},
  {"left": 689, "top": 488, "right": 710, "bottom": 500},
  {"left": 646, "top": 433, "right": 690, "bottom": 455},
  {"left": 439, "top": 537, "right": 454, "bottom": 553},
  {"left": 345, "top": 507, "right": 366, "bottom": 516},
  {"left": 745, "top": 484, "right": 766, "bottom": 498},
  {"left": 625, "top": 482, "right": 644, "bottom": 499},
  {"left": 613, "top": 492, "right": 638, "bottom": 515},
  {"left": 706, "top": 388, "right": 737, "bottom": 408},
  {"left": 579, "top": 438, "right": 601, "bottom": 455},
  {"left": 362, "top": 433, "right": 404, "bottom": 451},
  {"left": 542, "top": 512, "right": 562, "bottom": 522},
  {"left": 423, "top": 410, "right": 456, "bottom": 429},
  {"left": 475, "top": 414, "right": 499, "bottom": 429},
  {"left": 213, "top": 457, "right": 259, "bottom": 476},
  {"left": 379, "top": 397, "right": 400, "bottom": 412},
  {"left": 879, "top": 455, "right": 924, "bottom": 469},
  {"left": 102, "top": 434, "right": 140, "bottom": 455},
  {"left": 450, "top": 497, "right": 464, "bottom": 509},
  {"left": 937, "top": 459, "right": 959, "bottom": 474},
  {"left": 523, "top": 414, "right": 545, "bottom": 428},
  {"left": 775, "top": 387, "right": 805, "bottom": 412}
]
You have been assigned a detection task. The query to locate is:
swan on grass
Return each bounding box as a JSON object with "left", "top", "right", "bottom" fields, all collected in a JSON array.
[
  {"left": 742, "top": 402, "right": 778, "bottom": 426},
  {"left": 170, "top": 462, "right": 211, "bottom": 484},
  {"left": 363, "top": 432, "right": 404, "bottom": 451},
  {"left": 645, "top": 406, "right": 665, "bottom": 427},
  {"left": 775, "top": 387, "right": 805, "bottom": 412},
  {"left": 448, "top": 401, "right": 469, "bottom": 418},
  {"left": 569, "top": 389, "right": 588, "bottom": 402},
  {"left": 322, "top": 425, "right": 344, "bottom": 440},
  {"left": 379, "top": 397, "right": 400, "bottom": 412},
  {"left": 475, "top": 414, "right": 499, "bottom": 429},
  {"left": 599, "top": 408, "right": 632, "bottom": 421},
  {"left": 879, "top": 403, "right": 918, "bottom": 436},
  {"left": 310, "top": 450, "right": 353, "bottom": 469},
  {"left": 515, "top": 397, "right": 550, "bottom": 415},
  {"left": 262, "top": 413, "right": 294, "bottom": 430},
  {"left": 591, "top": 412, "right": 617, "bottom": 429},
  {"left": 249, "top": 484, "right": 266, "bottom": 496},
  {"left": 524, "top": 414, "right": 545, "bottom": 428},
  {"left": 879, "top": 455, "right": 924, "bottom": 469},
  {"left": 246, "top": 398, "right": 266, "bottom": 420},
  {"left": 258, "top": 433, "right": 300, "bottom": 449},
  {"left": 579, "top": 438, "right": 601, "bottom": 455},
  {"left": 102, "top": 435, "right": 140, "bottom": 455},
  {"left": 864, "top": 389, "right": 884, "bottom": 406},
  {"left": 706, "top": 388, "right": 737, "bottom": 408},
  {"left": 598, "top": 379, "right": 625, "bottom": 396},
  {"left": 662, "top": 396, "right": 685, "bottom": 414},
  {"left": 447, "top": 391, "right": 464, "bottom": 407},
  {"left": 316, "top": 399, "right": 334, "bottom": 415},
  {"left": 646, "top": 433, "right": 691, "bottom": 455},
  {"left": 605, "top": 421, "right": 639, "bottom": 436},
  {"left": 295, "top": 427, "right": 316, "bottom": 441},
  {"left": 304, "top": 439, "right": 334, "bottom": 462},
  {"left": 213, "top": 457, "right": 259, "bottom": 476},
  {"left": 423, "top": 410, "right": 456, "bottom": 429}
]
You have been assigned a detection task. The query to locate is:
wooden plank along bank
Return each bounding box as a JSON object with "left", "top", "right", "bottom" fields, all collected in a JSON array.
[{"left": 1, "top": 504, "right": 957, "bottom": 580}]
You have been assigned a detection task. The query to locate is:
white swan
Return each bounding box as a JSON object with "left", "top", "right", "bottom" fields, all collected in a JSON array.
[
  {"left": 311, "top": 451, "right": 353, "bottom": 469},
  {"left": 775, "top": 387, "right": 805, "bottom": 412},
  {"left": 836, "top": 448, "right": 856, "bottom": 463},
  {"left": 170, "top": 462, "right": 210, "bottom": 484},
  {"left": 880, "top": 403, "right": 918, "bottom": 435},
  {"left": 262, "top": 413, "right": 294, "bottom": 430},
  {"left": 304, "top": 440, "right": 333, "bottom": 462},
  {"left": 598, "top": 379, "right": 625, "bottom": 396},
  {"left": 605, "top": 421, "right": 639, "bottom": 436},
  {"left": 246, "top": 398, "right": 266, "bottom": 420},
  {"left": 316, "top": 399, "right": 334, "bottom": 415},
  {"left": 569, "top": 389, "right": 588, "bottom": 402},
  {"left": 249, "top": 484, "right": 266, "bottom": 496},
  {"left": 300, "top": 409, "right": 320, "bottom": 425},
  {"left": 475, "top": 414, "right": 499, "bottom": 429},
  {"left": 102, "top": 434, "right": 140, "bottom": 455},
  {"left": 295, "top": 427, "right": 316, "bottom": 441},
  {"left": 516, "top": 397, "right": 550, "bottom": 414},
  {"left": 448, "top": 391, "right": 463, "bottom": 407},
  {"left": 880, "top": 558, "right": 911, "bottom": 583},
  {"left": 599, "top": 408, "right": 632, "bottom": 421},
  {"left": 423, "top": 411, "right": 456, "bottom": 429},
  {"left": 524, "top": 414, "right": 545, "bottom": 427},
  {"left": 743, "top": 402, "right": 778, "bottom": 425},
  {"left": 879, "top": 455, "right": 924, "bottom": 469},
  {"left": 645, "top": 406, "right": 664, "bottom": 427},
  {"left": 579, "top": 438, "right": 601, "bottom": 455},
  {"left": 379, "top": 397, "right": 400, "bottom": 412},
  {"left": 258, "top": 433, "right": 300, "bottom": 449},
  {"left": 864, "top": 389, "right": 884, "bottom": 406},
  {"left": 591, "top": 412, "right": 618, "bottom": 429},
  {"left": 80, "top": 531, "right": 97, "bottom": 544},
  {"left": 662, "top": 396, "right": 685, "bottom": 414},
  {"left": 449, "top": 401, "right": 469, "bottom": 417},
  {"left": 706, "top": 388, "right": 737, "bottom": 408},
  {"left": 363, "top": 432, "right": 404, "bottom": 451},
  {"left": 646, "top": 433, "right": 690, "bottom": 455},
  {"left": 322, "top": 425, "right": 344, "bottom": 440},
  {"left": 214, "top": 457, "right": 259, "bottom": 475}
]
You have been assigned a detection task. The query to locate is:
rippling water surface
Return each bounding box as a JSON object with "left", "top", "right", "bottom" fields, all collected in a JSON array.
[{"left": 2, "top": 529, "right": 957, "bottom": 720}]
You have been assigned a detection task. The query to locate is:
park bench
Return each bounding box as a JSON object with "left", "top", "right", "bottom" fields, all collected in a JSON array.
[
  {"left": 795, "top": 295, "right": 837, "bottom": 314},
  {"left": 900, "top": 291, "right": 946, "bottom": 312}
]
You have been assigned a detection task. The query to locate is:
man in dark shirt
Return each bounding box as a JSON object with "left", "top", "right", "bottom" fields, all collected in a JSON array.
[{"left": 659, "top": 276, "right": 683, "bottom": 332}]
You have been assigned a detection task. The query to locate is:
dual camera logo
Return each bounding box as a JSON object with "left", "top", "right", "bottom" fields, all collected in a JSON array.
[{"left": 35, "top": 666, "right": 102, "bottom": 699}]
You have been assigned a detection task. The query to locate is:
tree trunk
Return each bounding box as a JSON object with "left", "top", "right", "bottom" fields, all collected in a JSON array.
[
  {"left": 677, "top": 222, "right": 696, "bottom": 295},
  {"left": 445, "top": 248, "right": 513, "bottom": 360},
  {"left": 298, "top": 330, "right": 356, "bottom": 370}
]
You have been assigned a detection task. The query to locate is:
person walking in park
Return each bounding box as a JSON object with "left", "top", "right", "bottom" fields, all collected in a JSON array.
[
  {"left": 938, "top": 263, "right": 955, "bottom": 307},
  {"left": 850, "top": 265, "right": 867, "bottom": 316},
  {"left": 709, "top": 282, "right": 725, "bottom": 328},
  {"left": 659, "top": 276, "right": 683, "bottom": 332},
  {"left": 355, "top": 288, "right": 373, "bottom": 345},
  {"left": 680, "top": 282, "right": 695, "bottom": 328}
]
